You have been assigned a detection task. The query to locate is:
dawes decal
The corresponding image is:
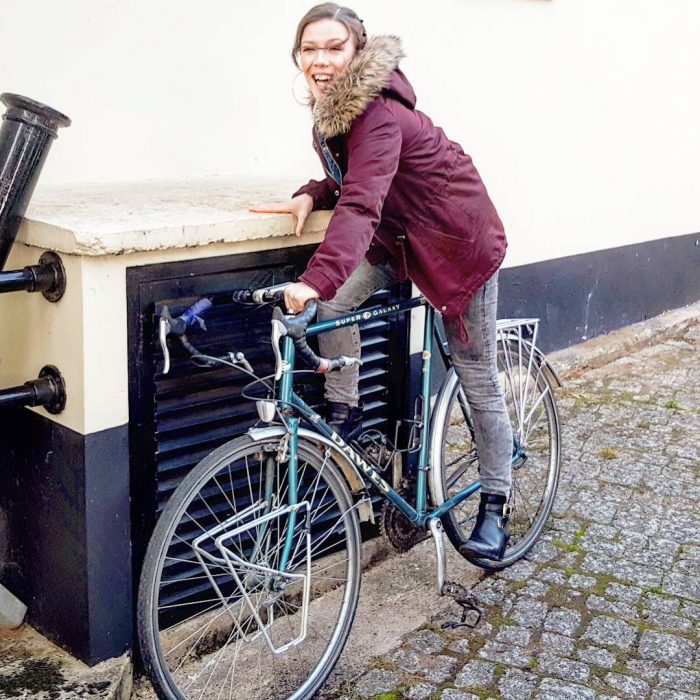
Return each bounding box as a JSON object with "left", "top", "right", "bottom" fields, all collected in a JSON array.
[{"left": 329, "top": 431, "right": 391, "bottom": 494}]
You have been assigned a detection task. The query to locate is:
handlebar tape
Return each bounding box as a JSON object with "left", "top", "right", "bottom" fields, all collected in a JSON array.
[
  {"left": 180, "top": 298, "right": 213, "bottom": 327},
  {"left": 272, "top": 302, "right": 324, "bottom": 371},
  {"left": 271, "top": 303, "right": 359, "bottom": 374}
]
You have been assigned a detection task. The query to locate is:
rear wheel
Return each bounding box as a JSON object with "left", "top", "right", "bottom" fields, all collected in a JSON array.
[
  {"left": 138, "top": 434, "right": 361, "bottom": 699},
  {"left": 430, "top": 336, "right": 561, "bottom": 570}
]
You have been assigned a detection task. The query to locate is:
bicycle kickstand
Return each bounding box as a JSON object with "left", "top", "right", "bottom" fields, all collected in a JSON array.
[{"left": 427, "top": 518, "right": 483, "bottom": 630}]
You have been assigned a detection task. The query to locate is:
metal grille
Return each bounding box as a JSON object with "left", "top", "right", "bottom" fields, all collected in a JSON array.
[
  {"left": 127, "top": 247, "right": 410, "bottom": 548},
  {"left": 152, "top": 286, "right": 401, "bottom": 516},
  {"left": 127, "top": 249, "right": 410, "bottom": 619}
]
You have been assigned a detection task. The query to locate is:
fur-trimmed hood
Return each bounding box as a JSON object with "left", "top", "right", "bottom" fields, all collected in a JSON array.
[{"left": 312, "top": 35, "right": 412, "bottom": 138}]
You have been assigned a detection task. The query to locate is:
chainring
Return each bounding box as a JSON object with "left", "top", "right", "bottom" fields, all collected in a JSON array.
[{"left": 379, "top": 497, "right": 422, "bottom": 553}]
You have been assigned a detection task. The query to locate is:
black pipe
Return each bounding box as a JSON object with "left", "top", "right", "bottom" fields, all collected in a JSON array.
[
  {"left": 0, "top": 94, "right": 71, "bottom": 271},
  {"left": 0, "top": 251, "right": 66, "bottom": 301},
  {"left": 0, "top": 384, "right": 36, "bottom": 408},
  {"left": 0, "top": 365, "right": 66, "bottom": 414}
]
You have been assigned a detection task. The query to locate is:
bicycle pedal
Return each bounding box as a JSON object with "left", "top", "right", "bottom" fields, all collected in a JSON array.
[{"left": 441, "top": 580, "right": 483, "bottom": 630}]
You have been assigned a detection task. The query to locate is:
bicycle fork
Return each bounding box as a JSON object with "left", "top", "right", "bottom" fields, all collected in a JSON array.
[{"left": 427, "top": 518, "right": 482, "bottom": 629}]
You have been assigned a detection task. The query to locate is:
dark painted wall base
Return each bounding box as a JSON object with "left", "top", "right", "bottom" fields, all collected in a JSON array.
[
  {"left": 498, "top": 231, "right": 700, "bottom": 352},
  {"left": 410, "top": 231, "right": 699, "bottom": 435},
  {"left": 0, "top": 410, "right": 131, "bottom": 664}
]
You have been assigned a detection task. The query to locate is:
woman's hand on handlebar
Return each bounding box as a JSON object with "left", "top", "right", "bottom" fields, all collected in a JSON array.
[
  {"left": 249, "top": 193, "right": 313, "bottom": 237},
  {"left": 284, "top": 282, "right": 319, "bottom": 314}
]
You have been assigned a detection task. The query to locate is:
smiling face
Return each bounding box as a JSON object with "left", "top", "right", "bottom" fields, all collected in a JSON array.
[{"left": 299, "top": 19, "right": 357, "bottom": 101}]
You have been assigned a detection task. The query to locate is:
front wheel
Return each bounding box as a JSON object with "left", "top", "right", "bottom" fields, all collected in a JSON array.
[
  {"left": 138, "top": 434, "right": 361, "bottom": 700},
  {"left": 429, "top": 336, "right": 561, "bottom": 570}
]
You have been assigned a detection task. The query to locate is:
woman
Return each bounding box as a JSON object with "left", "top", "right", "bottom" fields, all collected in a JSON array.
[{"left": 251, "top": 3, "right": 512, "bottom": 561}]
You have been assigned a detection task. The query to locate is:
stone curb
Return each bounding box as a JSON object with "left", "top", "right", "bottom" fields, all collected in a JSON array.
[
  {"left": 549, "top": 300, "right": 700, "bottom": 378},
  {"left": 86, "top": 653, "right": 133, "bottom": 700},
  {"left": 112, "top": 656, "right": 133, "bottom": 700}
]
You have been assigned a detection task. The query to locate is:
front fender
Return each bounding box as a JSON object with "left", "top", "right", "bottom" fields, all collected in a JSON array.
[{"left": 247, "top": 426, "right": 374, "bottom": 522}]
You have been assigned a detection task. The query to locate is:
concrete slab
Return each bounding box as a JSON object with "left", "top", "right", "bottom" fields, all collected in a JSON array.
[
  {"left": 0, "top": 625, "right": 131, "bottom": 699},
  {"left": 20, "top": 177, "right": 330, "bottom": 256},
  {"left": 550, "top": 299, "right": 700, "bottom": 378}
]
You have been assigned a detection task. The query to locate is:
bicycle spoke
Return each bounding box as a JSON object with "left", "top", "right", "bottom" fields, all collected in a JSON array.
[
  {"left": 168, "top": 600, "right": 232, "bottom": 670},
  {"left": 435, "top": 332, "right": 560, "bottom": 570},
  {"left": 192, "top": 624, "right": 239, "bottom": 698},
  {"left": 445, "top": 452, "right": 478, "bottom": 490},
  {"left": 140, "top": 436, "right": 360, "bottom": 700},
  {"left": 512, "top": 478, "right": 535, "bottom": 530}
]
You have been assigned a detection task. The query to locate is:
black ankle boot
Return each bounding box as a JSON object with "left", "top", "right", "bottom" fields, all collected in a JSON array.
[
  {"left": 459, "top": 493, "right": 510, "bottom": 562},
  {"left": 327, "top": 401, "right": 363, "bottom": 442}
]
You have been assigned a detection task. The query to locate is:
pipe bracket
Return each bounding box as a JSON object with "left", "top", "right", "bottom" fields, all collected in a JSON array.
[
  {"left": 37, "top": 251, "right": 66, "bottom": 302},
  {"left": 35, "top": 365, "right": 66, "bottom": 414}
]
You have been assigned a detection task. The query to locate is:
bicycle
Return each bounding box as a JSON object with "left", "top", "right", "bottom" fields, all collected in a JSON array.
[{"left": 138, "top": 284, "right": 562, "bottom": 700}]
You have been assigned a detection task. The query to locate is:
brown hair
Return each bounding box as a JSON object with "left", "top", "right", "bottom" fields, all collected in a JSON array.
[{"left": 292, "top": 3, "right": 367, "bottom": 68}]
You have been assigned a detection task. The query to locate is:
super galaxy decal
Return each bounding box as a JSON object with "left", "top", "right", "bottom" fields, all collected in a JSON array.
[{"left": 333, "top": 304, "right": 401, "bottom": 328}]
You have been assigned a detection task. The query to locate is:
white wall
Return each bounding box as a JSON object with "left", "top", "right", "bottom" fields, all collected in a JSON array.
[{"left": 3, "top": 0, "right": 699, "bottom": 267}]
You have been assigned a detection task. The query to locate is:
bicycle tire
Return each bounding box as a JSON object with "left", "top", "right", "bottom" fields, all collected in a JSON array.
[
  {"left": 429, "top": 337, "right": 561, "bottom": 570},
  {"left": 138, "top": 433, "right": 361, "bottom": 700}
]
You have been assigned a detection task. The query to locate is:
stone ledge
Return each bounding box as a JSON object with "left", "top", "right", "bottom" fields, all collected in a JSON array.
[{"left": 21, "top": 177, "right": 331, "bottom": 256}]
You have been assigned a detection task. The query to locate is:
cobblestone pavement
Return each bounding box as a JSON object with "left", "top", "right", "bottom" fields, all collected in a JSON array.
[{"left": 323, "top": 322, "right": 700, "bottom": 700}]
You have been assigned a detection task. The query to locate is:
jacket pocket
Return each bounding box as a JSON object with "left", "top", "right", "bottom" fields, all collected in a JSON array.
[
  {"left": 403, "top": 226, "right": 475, "bottom": 309},
  {"left": 421, "top": 226, "right": 474, "bottom": 263}
]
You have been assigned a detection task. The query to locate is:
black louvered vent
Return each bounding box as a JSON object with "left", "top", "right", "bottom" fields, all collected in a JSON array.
[
  {"left": 152, "top": 286, "right": 400, "bottom": 516},
  {"left": 128, "top": 248, "right": 411, "bottom": 591}
]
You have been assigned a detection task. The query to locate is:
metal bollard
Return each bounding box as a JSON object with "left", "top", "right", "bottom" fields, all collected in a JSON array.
[{"left": 0, "top": 93, "right": 71, "bottom": 271}]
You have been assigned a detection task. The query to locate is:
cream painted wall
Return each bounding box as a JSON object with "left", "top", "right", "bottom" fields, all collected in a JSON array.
[
  {"left": 3, "top": 0, "right": 699, "bottom": 268},
  {"left": 0, "top": 227, "right": 327, "bottom": 435}
]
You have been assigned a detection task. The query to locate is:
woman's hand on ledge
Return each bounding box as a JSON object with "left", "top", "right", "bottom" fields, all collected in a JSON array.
[{"left": 249, "top": 193, "right": 313, "bottom": 236}]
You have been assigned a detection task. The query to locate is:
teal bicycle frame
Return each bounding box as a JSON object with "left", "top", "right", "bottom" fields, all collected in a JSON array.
[{"left": 274, "top": 296, "right": 482, "bottom": 571}]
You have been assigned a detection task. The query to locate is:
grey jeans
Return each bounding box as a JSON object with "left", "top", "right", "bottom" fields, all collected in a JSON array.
[{"left": 317, "top": 260, "right": 513, "bottom": 497}]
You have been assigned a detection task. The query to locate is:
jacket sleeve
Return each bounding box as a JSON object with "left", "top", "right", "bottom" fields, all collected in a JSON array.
[
  {"left": 299, "top": 101, "right": 402, "bottom": 299},
  {"left": 292, "top": 176, "right": 338, "bottom": 211}
]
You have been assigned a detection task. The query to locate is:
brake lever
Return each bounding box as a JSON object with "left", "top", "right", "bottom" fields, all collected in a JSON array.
[
  {"left": 158, "top": 306, "right": 176, "bottom": 375},
  {"left": 158, "top": 300, "right": 212, "bottom": 375},
  {"left": 271, "top": 308, "right": 288, "bottom": 381}
]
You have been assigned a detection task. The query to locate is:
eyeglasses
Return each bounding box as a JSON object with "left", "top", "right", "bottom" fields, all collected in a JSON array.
[{"left": 299, "top": 39, "right": 351, "bottom": 60}]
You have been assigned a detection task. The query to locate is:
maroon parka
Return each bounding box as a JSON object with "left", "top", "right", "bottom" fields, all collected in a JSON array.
[{"left": 294, "top": 35, "right": 507, "bottom": 323}]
